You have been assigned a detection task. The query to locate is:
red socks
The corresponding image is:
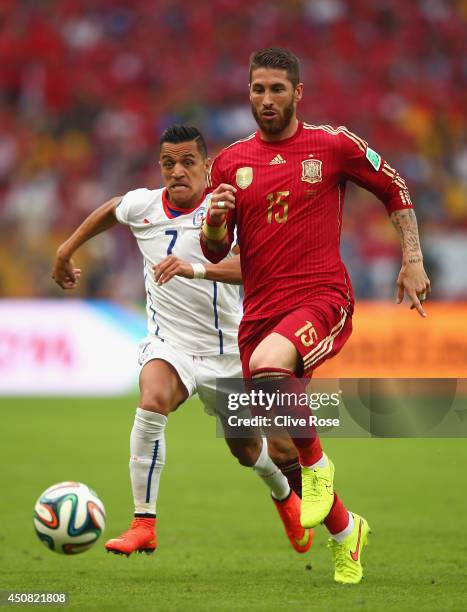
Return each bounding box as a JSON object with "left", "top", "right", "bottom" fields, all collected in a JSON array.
[
  {"left": 250, "top": 367, "right": 323, "bottom": 467},
  {"left": 324, "top": 493, "right": 349, "bottom": 534}
]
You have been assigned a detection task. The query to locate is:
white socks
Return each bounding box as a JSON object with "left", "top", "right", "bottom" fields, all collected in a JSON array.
[
  {"left": 129, "top": 415, "right": 290, "bottom": 512},
  {"left": 303, "top": 453, "right": 328, "bottom": 469},
  {"left": 129, "top": 407, "right": 167, "bottom": 515},
  {"left": 253, "top": 438, "right": 290, "bottom": 501},
  {"left": 331, "top": 512, "right": 354, "bottom": 543}
]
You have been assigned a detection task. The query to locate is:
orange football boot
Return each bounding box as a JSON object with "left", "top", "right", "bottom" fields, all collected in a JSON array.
[
  {"left": 273, "top": 490, "right": 313, "bottom": 553},
  {"left": 105, "top": 517, "right": 157, "bottom": 557}
]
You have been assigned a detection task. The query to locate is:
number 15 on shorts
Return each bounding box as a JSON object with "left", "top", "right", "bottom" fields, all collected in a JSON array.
[{"left": 295, "top": 321, "right": 317, "bottom": 347}]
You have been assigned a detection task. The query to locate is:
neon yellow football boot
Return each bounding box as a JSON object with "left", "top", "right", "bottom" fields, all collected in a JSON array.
[
  {"left": 328, "top": 513, "right": 371, "bottom": 584},
  {"left": 300, "top": 456, "right": 335, "bottom": 528}
]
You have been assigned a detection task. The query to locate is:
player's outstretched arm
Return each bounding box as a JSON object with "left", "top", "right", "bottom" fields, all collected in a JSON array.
[
  {"left": 338, "top": 129, "right": 431, "bottom": 316},
  {"left": 153, "top": 252, "right": 242, "bottom": 286},
  {"left": 52, "top": 196, "right": 121, "bottom": 290},
  {"left": 390, "top": 208, "right": 431, "bottom": 317},
  {"left": 200, "top": 184, "right": 236, "bottom": 263}
]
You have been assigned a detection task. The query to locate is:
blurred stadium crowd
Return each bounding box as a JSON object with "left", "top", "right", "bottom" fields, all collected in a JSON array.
[{"left": 0, "top": 0, "right": 466, "bottom": 300}]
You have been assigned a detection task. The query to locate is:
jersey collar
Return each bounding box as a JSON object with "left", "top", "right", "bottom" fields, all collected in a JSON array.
[
  {"left": 162, "top": 188, "right": 206, "bottom": 219},
  {"left": 255, "top": 121, "right": 304, "bottom": 147}
]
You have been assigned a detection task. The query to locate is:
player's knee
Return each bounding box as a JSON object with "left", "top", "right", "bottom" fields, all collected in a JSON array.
[
  {"left": 249, "top": 347, "right": 276, "bottom": 374},
  {"left": 267, "top": 437, "right": 298, "bottom": 464},
  {"left": 229, "top": 439, "right": 262, "bottom": 467},
  {"left": 249, "top": 352, "right": 292, "bottom": 376},
  {"left": 249, "top": 334, "right": 299, "bottom": 375},
  {"left": 139, "top": 389, "right": 174, "bottom": 416}
]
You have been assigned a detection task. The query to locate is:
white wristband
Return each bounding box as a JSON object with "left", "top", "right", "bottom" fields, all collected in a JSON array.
[{"left": 192, "top": 263, "right": 206, "bottom": 279}]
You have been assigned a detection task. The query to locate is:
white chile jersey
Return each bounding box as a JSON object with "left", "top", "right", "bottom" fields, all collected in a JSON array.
[{"left": 115, "top": 187, "right": 241, "bottom": 355}]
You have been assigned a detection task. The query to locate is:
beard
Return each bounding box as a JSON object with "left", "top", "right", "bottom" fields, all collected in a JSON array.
[{"left": 251, "top": 99, "right": 295, "bottom": 135}]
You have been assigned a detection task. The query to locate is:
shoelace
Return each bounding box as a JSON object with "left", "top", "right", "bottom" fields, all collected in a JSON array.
[
  {"left": 302, "top": 469, "right": 326, "bottom": 501},
  {"left": 328, "top": 539, "right": 348, "bottom": 571},
  {"left": 328, "top": 539, "right": 359, "bottom": 579}
]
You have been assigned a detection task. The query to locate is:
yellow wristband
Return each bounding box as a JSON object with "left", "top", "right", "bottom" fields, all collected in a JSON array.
[{"left": 202, "top": 222, "right": 228, "bottom": 241}]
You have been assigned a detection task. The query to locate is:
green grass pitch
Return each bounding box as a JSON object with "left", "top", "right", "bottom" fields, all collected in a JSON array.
[{"left": 1, "top": 396, "right": 466, "bottom": 611}]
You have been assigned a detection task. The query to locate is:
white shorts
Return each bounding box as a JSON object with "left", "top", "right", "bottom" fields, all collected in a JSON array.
[{"left": 138, "top": 337, "right": 243, "bottom": 417}]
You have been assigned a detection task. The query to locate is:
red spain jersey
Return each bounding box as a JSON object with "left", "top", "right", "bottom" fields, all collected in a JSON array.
[{"left": 204, "top": 122, "right": 413, "bottom": 321}]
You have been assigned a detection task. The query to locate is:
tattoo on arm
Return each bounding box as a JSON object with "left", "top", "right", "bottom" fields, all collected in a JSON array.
[{"left": 390, "top": 209, "right": 423, "bottom": 263}]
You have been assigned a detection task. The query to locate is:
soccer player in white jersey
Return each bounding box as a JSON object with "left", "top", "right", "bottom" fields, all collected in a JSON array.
[{"left": 52, "top": 125, "right": 312, "bottom": 557}]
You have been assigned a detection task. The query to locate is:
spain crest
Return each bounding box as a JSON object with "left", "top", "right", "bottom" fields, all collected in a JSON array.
[
  {"left": 301, "top": 159, "right": 322, "bottom": 184},
  {"left": 236, "top": 167, "right": 253, "bottom": 189}
]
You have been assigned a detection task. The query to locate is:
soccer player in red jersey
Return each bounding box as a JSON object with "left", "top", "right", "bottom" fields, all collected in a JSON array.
[{"left": 200, "top": 48, "right": 431, "bottom": 584}]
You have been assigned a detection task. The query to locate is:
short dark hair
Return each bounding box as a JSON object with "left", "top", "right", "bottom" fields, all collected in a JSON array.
[
  {"left": 159, "top": 124, "right": 207, "bottom": 158},
  {"left": 249, "top": 47, "right": 300, "bottom": 88}
]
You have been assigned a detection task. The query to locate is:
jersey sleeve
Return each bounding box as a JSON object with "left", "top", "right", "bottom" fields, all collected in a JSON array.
[
  {"left": 209, "top": 153, "right": 227, "bottom": 191},
  {"left": 338, "top": 128, "right": 413, "bottom": 214},
  {"left": 115, "top": 188, "right": 153, "bottom": 226},
  {"left": 201, "top": 153, "right": 236, "bottom": 262}
]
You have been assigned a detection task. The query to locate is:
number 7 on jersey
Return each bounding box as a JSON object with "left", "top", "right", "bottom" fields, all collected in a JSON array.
[{"left": 165, "top": 230, "right": 178, "bottom": 255}]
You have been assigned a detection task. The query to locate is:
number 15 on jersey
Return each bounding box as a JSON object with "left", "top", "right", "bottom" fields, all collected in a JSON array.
[{"left": 267, "top": 191, "right": 289, "bottom": 224}]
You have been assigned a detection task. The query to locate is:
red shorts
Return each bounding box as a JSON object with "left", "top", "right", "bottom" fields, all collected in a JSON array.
[{"left": 238, "top": 300, "right": 352, "bottom": 378}]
